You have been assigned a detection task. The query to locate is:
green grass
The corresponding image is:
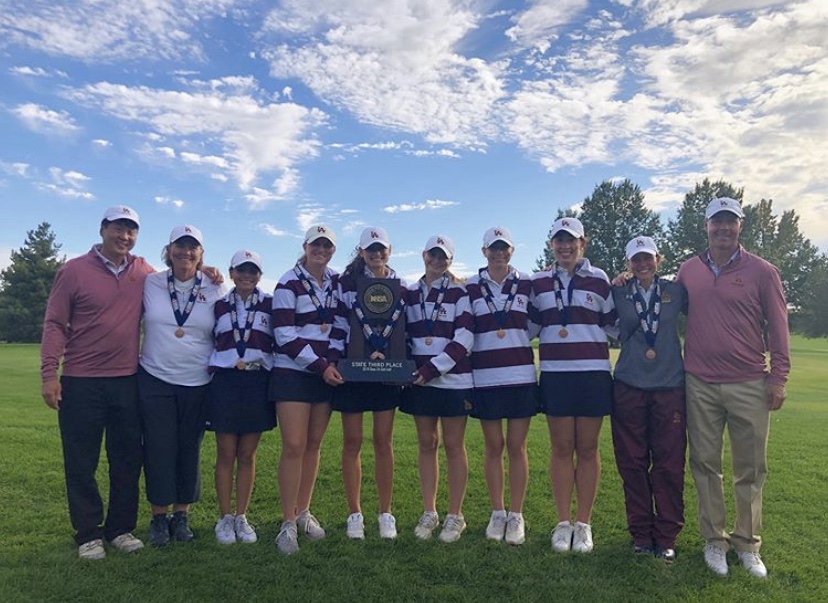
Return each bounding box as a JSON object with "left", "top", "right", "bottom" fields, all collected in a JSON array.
[{"left": 1, "top": 339, "right": 826, "bottom": 602}]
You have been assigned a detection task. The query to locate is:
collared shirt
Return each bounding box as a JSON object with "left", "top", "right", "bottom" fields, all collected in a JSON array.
[
  {"left": 94, "top": 244, "right": 129, "bottom": 276},
  {"left": 705, "top": 248, "right": 741, "bottom": 277}
]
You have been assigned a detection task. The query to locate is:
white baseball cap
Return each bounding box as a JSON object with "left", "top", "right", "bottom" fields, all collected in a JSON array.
[
  {"left": 304, "top": 224, "right": 336, "bottom": 245},
  {"left": 625, "top": 236, "right": 659, "bottom": 261},
  {"left": 424, "top": 234, "right": 455, "bottom": 260},
  {"left": 169, "top": 225, "right": 204, "bottom": 245},
  {"left": 705, "top": 197, "right": 744, "bottom": 220},
  {"left": 230, "top": 249, "right": 263, "bottom": 272},
  {"left": 102, "top": 205, "right": 140, "bottom": 228},
  {"left": 550, "top": 217, "right": 585, "bottom": 238},
  {"left": 359, "top": 226, "right": 390, "bottom": 249},
  {"left": 483, "top": 226, "right": 513, "bottom": 248}
]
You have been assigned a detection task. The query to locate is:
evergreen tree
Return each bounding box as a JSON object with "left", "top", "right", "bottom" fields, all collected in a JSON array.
[{"left": 0, "top": 223, "right": 64, "bottom": 342}]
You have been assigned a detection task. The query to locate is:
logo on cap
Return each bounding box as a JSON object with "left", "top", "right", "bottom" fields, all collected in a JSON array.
[
  {"left": 437, "top": 237, "right": 445, "bottom": 245},
  {"left": 371, "top": 231, "right": 379, "bottom": 239},
  {"left": 720, "top": 200, "right": 729, "bottom": 207},
  {"left": 121, "top": 207, "right": 132, "bottom": 215},
  {"left": 562, "top": 220, "right": 570, "bottom": 226},
  {"left": 318, "top": 226, "right": 326, "bottom": 233},
  {"left": 184, "top": 227, "right": 192, "bottom": 234},
  {"left": 494, "top": 229, "right": 502, "bottom": 236},
  {"left": 245, "top": 251, "right": 252, "bottom": 258},
  {"left": 636, "top": 238, "right": 645, "bottom": 247}
]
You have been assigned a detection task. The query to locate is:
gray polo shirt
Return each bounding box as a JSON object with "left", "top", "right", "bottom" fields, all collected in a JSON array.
[{"left": 611, "top": 278, "right": 687, "bottom": 390}]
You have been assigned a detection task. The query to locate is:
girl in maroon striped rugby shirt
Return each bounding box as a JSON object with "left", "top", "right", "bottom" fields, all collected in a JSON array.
[
  {"left": 466, "top": 227, "right": 537, "bottom": 546},
  {"left": 402, "top": 235, "right": 474, "bottom": 544}
]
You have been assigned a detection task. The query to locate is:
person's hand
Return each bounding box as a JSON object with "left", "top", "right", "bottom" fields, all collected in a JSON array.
[
  {"left": 411, "top": 371, "right": 425, "bottom": 386},
  {"left": 42, "top": 380, "right": 61, "bottom": 410},
  {"left": 202, "top": 265, "right": 224, "bottom": 285},
  {"left": 323, "top": 364, "right": 344, "bottom": 386},
  {"left": 369, "top": 351, "right": 386, "bottom": 361},
  {"left": 611, "top": 271, "right": 633, "bottom": 287},
  {"left": 766, "top": 383, "right": 786, "bottom": 411}
]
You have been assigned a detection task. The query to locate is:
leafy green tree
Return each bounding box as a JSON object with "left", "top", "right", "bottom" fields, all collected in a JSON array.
[
  {"left": 0, "top": 223, "right": 64, "bottom": 342},
  {"left": 794, "top": 255, "right": 828, "bottom": 337},
  {"left": 662, "top": 179, "right": 744, "bottom": 274},
  {"left": 577, "top": 179, "right": 663, "bottom": 277}
]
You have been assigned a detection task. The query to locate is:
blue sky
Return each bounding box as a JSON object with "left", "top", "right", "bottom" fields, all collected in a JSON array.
[{"left": 1, "top": 0, "right": 826, "bottom": 291}]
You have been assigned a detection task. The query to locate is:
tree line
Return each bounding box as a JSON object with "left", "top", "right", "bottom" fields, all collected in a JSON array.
[{"left": 2, "top": 179, "right": 827, "bottom": 341}]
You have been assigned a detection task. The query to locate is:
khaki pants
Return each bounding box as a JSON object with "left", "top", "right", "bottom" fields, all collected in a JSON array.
[{"left": 686, "top": 374, "right": 769, "bottom": 553}]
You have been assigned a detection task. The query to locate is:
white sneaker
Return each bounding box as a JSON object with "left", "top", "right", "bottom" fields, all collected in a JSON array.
[
  {"left": 214, "top": 514, "right": 236, "bottom": 545},
  {"left": 346, "top": 512, "right": 365, "bottom": 539},
  {"left": 414, "top": 511, "right": 440, "bottom": 540},
  {"left": 485, "top": 511, "right": 507, "bottom": 542},
  {"left": 704, "top": 543, "right": 729, "bottom": 576},
  {"left": 438, "top": 514, "right": 466, "bottom": 543},
  {"left": 571, "top": 521, "right": 593, "bottom": 553},
  {"left": 737, "top": 550, "right": 767, "bottom": 578},
  {"left": 234, "top": 514, "right": 257, "bottom": 544},
  {"left": 378, "top": 513, "right": 397, "bottom": 539},
  {"left": 109, "top": 532, "right": 144, "bottom": 553},
  {"left": 551, "top": 521, "right": 573, "bottom": 552},
  {"left": 296, "top": 510, "right": 326, "bottom": 540},
  {"left": 505, "top": 512, "right": 525, "bottom": 545},
  {"left": 275, "top": 520, "right": 299, "bottom": 555},
  {"left": 78, "top": 538, "right": 106, "bottom": 560}
]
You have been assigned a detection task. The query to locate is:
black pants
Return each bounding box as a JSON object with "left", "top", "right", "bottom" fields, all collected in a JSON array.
[
  {"left": 138, "top": 368, "right": 208, "bottom": 506},
  {"left": 58, "top": 375, "right": 143, "bottom": 545}
]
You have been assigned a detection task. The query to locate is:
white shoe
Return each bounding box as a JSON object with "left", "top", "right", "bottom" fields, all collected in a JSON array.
[
  {"left": 551, "top": 521, "right": 573, "bottom": 552},
  {"left": 214, "top": 514, "right": 236, "bottom": 545},
  {"left": 438, "top": 514, "right": 466, "bottom": 543},
  {"left": 378, "top": 513, "right": 397, "bottom": 539},
  {"left": 485, "top": 511, "right": 507, "bottom": 542},
  {"left": 737, "top": 550, "right": 767, "bottom": 578},
  {"left": 414, "top": 512, "right": 440, "bottom": 540},
  {"left": 704, "top": 543, "right": 729, "bottom": 576},
  {"left": 109, "top": 532, "right": 144, "bottom": 553},
  {"left": 234, "top": 514, "right": 257, "bottom": 544},
  {"left": 504, "top": 513, "right": 525, "bottom": 545},
  {"left": 275, "top": 520, "right": 299, "bottom": 555},
  {"left": 296, "top": 510, "right": 326, "bottom": 540},
  {"left": 571, "top": 521, "right": 593, "bottom": 553},
  {"left": 78, "top": 538, "right": 106, "bottom": 560},
  {"left": 346, "top": 512, "right": 365, "bottom": 539}
]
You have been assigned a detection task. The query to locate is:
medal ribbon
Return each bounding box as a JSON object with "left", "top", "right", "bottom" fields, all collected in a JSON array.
[
  {"left": 631, "top": 276, "right": 661, "bottom": 348},
  {"left": 353, "top": 296, "right": 406, "bottom": 353},
  {"left": 419, "top": 274, "right": 448, "bottom": 337},
  {"left": 230, "top": 288, "right": 260, "bottom": 358},
  {"left": 167, "top": 269, "right": 203, "bottom": 327},
  {"left": 294, "top": 264, "right": 333, "bottom": 325},
  {"left": 551, "top": 271, "right": 576, "bottom": 328},
  {"left": 479, "top": 268, "right": 519, "bottom": 331}
]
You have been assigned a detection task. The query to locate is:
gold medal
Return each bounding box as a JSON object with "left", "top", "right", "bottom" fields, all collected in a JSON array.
[
  {"left": 175, "top": 327, "right": 185, "bottom": 338},
  {"left": 424, "top": 336, "right": 433, "bottom": 346},
  {"left": 645, "top": 348, "right": 656, "bottom": 360},
  {"left": 496, "top": 329, "right": 506, "bottom": 339},
  {"left": 320, "top": 324, "right": 329, "bottom": 333},
  {"left": 558, "top": 327, "right": 568, "bottom": 338}
]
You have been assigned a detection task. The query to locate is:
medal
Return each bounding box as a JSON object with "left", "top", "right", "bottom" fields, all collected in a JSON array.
[
  {"left": 230, "top": 288, "right": 260, "bottom": 369},
  {"left": 425, "top": 336, "right": 433, "bottom": 346},
  {"left": 320, "top": 324, "right": 329, "bottom": 333},
  {"left": 558, "top": 327, "right": 568, "bottom": 338},
  {"left": 645, "top": 348, "right": 656, "bottom": 359},
  {"left": 632, "top": 277, "right": 662, "bottom": 357},
  {"left": 294, "top": 264, "right": 333, "bottom": 333},
  {"left": 419, "top": 275, "right": 448, "bottom": 348},
  {"left": 175, "top": 327, "right": 185, "bottom": 338},
  {"left": 168, "top": 270, "right": 203, "bottom": 338},
  {"left": 479, "top": 269, "right": 520, "bottom": 340},
  {"left": 236, "top": 359, "right": 247, "bottom": 370},
  {"left": 497, "top": 329, "right": 506, "bottom": 339},
  {"left": 552, "top": 271, "right": 575, "bottom": 340}
]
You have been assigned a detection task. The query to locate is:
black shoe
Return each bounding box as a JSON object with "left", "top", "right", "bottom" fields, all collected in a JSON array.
[
  {"left": 149, "top": 514, "right": 171, "bottom": 547},
  {"left": 655, "top": 546, "right": 677, "bottom": 562},
  {"left": 633, "top": 544, "right": 655, "bottom": 555},
  {"left": 169, "top": 511, "right": 195, "bottom": 542}
]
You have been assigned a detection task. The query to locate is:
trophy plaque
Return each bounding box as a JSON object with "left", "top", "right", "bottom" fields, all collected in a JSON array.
[{"left": 337, "top": 278, "right": 415, "bottom": 383}]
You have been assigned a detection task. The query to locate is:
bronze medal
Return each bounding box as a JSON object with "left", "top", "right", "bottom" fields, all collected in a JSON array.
[
  {"left": 558, "top": 327, "right": 568, "bottom": 338},
  {"left": 424, "top": 336, "right": 433, "bottom": 346},
  {"left": 496, "top": 329, "right": 506, "bottom": 339},
  {"left": 236, "top": 359, "right": 247, "bottom": 370},
  {"left": 645, "top": 348, "right": 656, "bottom": 360},
  {"left": 175, "top": 327, "right": 185, "bottom": 338},
  {"left": 320, "top": 324, "right": 329, "bottom": 334}
]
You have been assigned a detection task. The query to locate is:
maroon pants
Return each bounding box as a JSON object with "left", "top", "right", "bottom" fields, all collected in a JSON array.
[{"left": 611, "top": 381, "right": 686, "bottom": 548}]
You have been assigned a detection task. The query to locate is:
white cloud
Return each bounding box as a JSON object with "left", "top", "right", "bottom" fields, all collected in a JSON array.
[
  {"left": 506, "top": 0, "right": 588, "bottom": 50},
  {"left": 383, "top": 198, "right": 459, "bottom": 213},
  {"left": 154, "top": 196, "right": 185, "bottom": 208},
  {"left": 35, "top": 166, "right": 94, "bottom": 199},
  {"left": 260, "top": 224, "right": 291, "bottom": 237},
  {"left": 11, "top": 103, "right": 80, "bottom": 136},
  {"left": 0, "top": 0, "right": 252, "bottom": 62},
  {"left": 0, "top": 161, "right": 30, "bottom": 177},
  {"left": 92, "top": 139, "right": 112, "bottom": 148}
]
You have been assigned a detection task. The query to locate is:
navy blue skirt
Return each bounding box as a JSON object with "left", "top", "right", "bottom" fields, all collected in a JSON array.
[
  {"left": 471, "top": 384, "right": 539, "bottom": 420},
  {"left": 269, "top": 368, "right": 333, "bottom": 404},
  {"left": 539, "top": 371, "right": 613, "bottom": 417},
  {"left": 400, "top": 386, "right": 473, "bottom": 418},
  {"left": 207, "top": 369, "right": 276, "bottom": 434}
]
